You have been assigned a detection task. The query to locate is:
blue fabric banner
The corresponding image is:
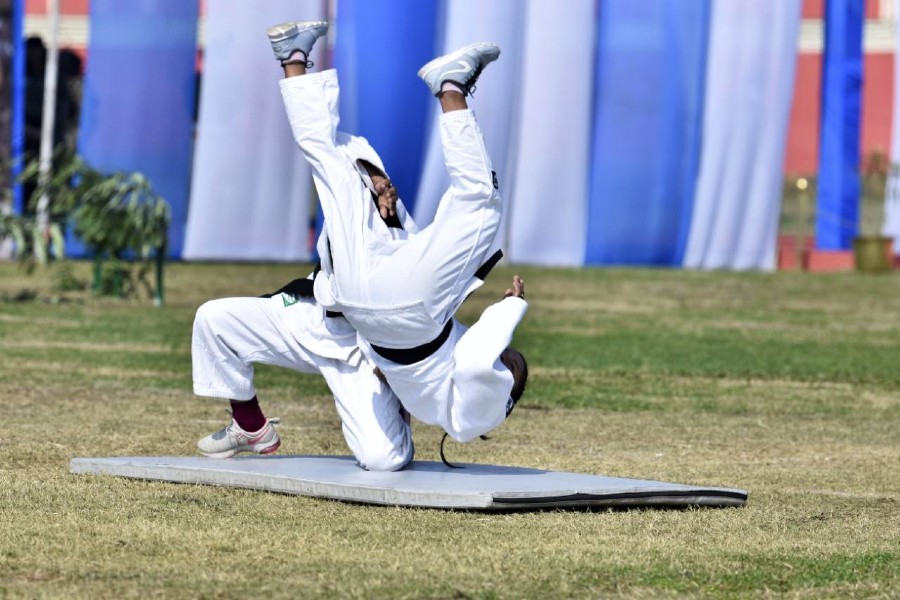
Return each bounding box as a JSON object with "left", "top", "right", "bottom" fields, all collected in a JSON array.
[
  {"left": 75, "top": 0, "right": 198, "bottom": 258},
  {"left": 10, "top": 0, "right": 25, "bottom": 214},
  {"left": 585, "top": 0, "right": 710, "bottom": 266},
  {"left": 332, "top": 0, "right": 442, "bottom": 218},
  {"left": 815, "top": 0, "right": 863, "bottom": 250}
]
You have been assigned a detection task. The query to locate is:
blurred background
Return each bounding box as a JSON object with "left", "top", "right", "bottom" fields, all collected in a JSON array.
[{"left": 1, "top": 0, "right": 897, "bottom": 272}]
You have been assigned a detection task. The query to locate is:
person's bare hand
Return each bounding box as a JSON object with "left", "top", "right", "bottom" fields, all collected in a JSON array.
[
  {"left": 373, "top": 177, "right": 397, "bottom": 220},
  {"left": 504, "top": 275, "right": 525, "bottom": 300}
]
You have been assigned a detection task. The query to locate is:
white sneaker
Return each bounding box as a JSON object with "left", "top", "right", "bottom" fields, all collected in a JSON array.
[
  {"left": 197, "top": 418, "right": 281, "bottom": 459},
  {"left": 417, "top": 42, "right": 501, "bottom": 97},
  {"left": 266, "top": 21, "right": 328, "bottom": 64}
]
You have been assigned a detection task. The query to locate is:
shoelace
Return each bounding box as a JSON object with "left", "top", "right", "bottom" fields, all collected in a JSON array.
[
  {"left": 281, "top": 59, "right": 315, "bottom": 69},
  {"left": 466, "top": 64, "right": 485, "bottom": 97},
  {"left": 439, "top": 432, "right": 490, "bottom": 469}
]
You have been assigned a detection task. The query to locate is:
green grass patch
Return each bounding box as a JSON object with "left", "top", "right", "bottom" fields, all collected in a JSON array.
[{"left": 1, "top": 261, "right": 899, "bottom": 598}]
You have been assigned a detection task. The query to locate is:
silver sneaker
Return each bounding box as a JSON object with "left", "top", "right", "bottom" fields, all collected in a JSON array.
[
  {"left": 266, "top": 20, "right": 328, "bottom": 63},
  {"left": 197, "top": 418, "right": 281, "bottom": 459},
  {"left": 417, "top": 42, "right": 500, "bottom": 97}
]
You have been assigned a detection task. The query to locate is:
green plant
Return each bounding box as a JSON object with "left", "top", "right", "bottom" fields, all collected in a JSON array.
[
  {"left": 0, "top": 209, "right": 65, "bottom": 272},
  {"left": 7, "top": 152, "right": 170, "bottom": 302}
]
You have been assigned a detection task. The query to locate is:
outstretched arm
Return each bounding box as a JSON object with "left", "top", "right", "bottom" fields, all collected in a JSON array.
[
  {"left": 447, "top": 275, "right": 528, "bottom": 442},
  {"left": 453, "top": 275, "right": 528, "bottom": 377}
]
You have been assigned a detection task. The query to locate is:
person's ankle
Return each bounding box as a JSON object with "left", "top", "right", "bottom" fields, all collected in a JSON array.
[
  {"left": 230, "top": 397, "right": 267, "bottom": 432},
  {"left": 281, "top": 50, "right": 307, "bottom": 65},
  {"left": 440, "top": 81, "right": 465, "bottom": 96}
]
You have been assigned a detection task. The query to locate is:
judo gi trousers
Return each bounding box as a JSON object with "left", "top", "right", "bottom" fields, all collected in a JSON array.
[{"left": 191, "top": 296, "right": 414, "bottom": 472}]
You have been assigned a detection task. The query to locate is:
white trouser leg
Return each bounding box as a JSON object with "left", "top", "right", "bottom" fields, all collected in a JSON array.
[
  {"left": 278, "top": 71, "right": 371, "bottom": 298},
  {"left": 191, "top": 297, "right": 412, "bottom": 471},
  {"left": 192, "top": 297, "right": 319, "bottom": 400},
  {"left": 373, "top": 109, "right": 502, "bottom": 315},
  {"left": 319, "top": 358, "right": 414, "bottom": 471}
]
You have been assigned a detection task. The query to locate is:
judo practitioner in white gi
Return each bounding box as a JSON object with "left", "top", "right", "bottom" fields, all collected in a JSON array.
[
  {"left": 192, "top": 33, "right": 420, "bottom": 469},
  {"left": 192, "top": 288, "right": 415, "bottom": 471},
  {"left": 269, "top": 21, "right": 529, "bottom": 444}
]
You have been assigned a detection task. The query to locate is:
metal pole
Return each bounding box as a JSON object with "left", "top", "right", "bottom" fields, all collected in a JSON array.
[{"left": 35, "top": 0, "right": 59, "bottom": 234}]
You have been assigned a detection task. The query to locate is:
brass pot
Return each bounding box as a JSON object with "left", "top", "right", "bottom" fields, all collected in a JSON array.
[{"left": 852, "top": 236, "right": 894, "bottom": 273}]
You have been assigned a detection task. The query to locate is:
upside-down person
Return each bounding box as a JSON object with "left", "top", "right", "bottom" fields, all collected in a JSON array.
[
  {"left": 268, "top": 21, "right": 528, "bottom": 445},
  {"left": 190, "top": 29, "right": 422, "bottom": 469}
]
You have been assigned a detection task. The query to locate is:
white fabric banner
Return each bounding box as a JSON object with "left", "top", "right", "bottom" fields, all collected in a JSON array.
[
  {"left": 413, "top": 0, "right": 594, "bottom": 266},
  {"left": 883, "top": 0, "right": 900, "bottom": 254},
  {"left": 413, "top": 0, "right": 526, "bottom": 259},
  {"left": 183, "top": 0, "right": 324, "bottom": 261},
  {"left": 507, "top": 0, "right": 594, "bottom": 265},
  {"left": 683, "top": 0, "right": 802, "bottom": 270}
]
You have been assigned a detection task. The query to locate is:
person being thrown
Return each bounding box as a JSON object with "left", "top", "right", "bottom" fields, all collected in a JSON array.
[
  {"left": 269, "top": 21, "right": 528, "bottom": 445},
  {"left": 191, "top": 28, "right": 422, "bottom": 468}
]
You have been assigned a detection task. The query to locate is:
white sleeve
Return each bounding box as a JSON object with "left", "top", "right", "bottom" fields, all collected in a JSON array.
[
  {"left": 446, "top": 296, "right": 528, "bottom": 442},
  {"left": 453, "top": 296, "right": 528, "bottom": 378}
]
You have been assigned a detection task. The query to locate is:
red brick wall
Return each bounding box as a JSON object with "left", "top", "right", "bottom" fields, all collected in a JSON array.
[
  {"left": 804, "top": 0, "right": 883, "bottom": 19},
  {"left": 785, "top": 54, "right": 822, "bottom": 175},
  {"left": 26, "top": 0, "right": 89, "bottom": 14},
  {"left": 26, "top": 0, "right": 203, "bottom": 14},
  {"left": 863, "top": 53, "right": 894, "bottom": 160}
]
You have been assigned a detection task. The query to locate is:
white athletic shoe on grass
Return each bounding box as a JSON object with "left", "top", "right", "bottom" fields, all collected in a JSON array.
[
  {"left": 417, "top": 42, "right": 501, "bottom": 97},
  {"left": 197, "top": 418, "right": 281, "bottom": 459}
]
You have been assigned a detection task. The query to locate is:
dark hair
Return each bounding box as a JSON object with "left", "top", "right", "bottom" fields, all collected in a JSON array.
[{"left": 509, "top": 351, "right": 528, "bottom": 402}]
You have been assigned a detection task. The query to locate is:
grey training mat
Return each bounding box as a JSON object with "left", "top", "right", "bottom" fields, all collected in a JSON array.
[{"left": 70, "top": 455, "right": 748, "bottom": 510}]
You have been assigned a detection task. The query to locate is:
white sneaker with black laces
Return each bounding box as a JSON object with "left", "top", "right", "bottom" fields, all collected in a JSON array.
[
  {"left": 197, "top": 418, "right": 281, "bottom": 459},
  {"left": 417, "top": 42, "right": 501, "bottom": 97},
  {"left": 266, "top": 20, "right": 328, "bottom": 64}
]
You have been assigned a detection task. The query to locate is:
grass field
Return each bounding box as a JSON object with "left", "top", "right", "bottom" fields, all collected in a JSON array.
[{"left": 1, "top": 260, "right": 899, "bottom": 598}]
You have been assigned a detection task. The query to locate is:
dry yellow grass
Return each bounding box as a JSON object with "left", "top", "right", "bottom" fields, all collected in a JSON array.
[{"left": 1, "top": 261, "right": 898, "bottom": 598}]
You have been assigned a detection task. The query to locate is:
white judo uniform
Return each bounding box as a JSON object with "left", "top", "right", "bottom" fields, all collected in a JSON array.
[
  {"left": 192, "top": 284, "right": 414, "bottom": 472},
  {"left": 280, "top": 69, "right": 528, "bottom": 443}
]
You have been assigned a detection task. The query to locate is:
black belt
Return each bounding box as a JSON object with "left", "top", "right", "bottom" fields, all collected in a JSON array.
[
  {"left": 261, "top": 277, "right": 315, "bottom": 299},
  {"left": 369, "top": 248, "right": 503, "bottom": 365},
  {"left": 370, "top": 319, "right": 453, "bottom": 365}
]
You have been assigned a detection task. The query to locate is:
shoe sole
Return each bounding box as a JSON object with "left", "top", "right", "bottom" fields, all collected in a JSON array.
[
  {"left": 198, "top": 438, "right": 280, "bottom": 459},
  {"left": 417, "top": 42, "right": 499, "bottom": 81},
  {"left": 266, "top": 20, "right": 327, "bottom": 42},
  {"left": 257, "top": 439, "right": 281, "bottom": 455}
]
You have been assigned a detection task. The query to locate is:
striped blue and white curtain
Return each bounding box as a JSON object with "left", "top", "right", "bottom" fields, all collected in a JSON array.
[
  {"left": 177, "top": 0, "right": 803, "bottom": 270},
  {"left": 413, "top": 0, "right": 596, "bottom": 266},
  {"left": 183, "top": 0, "right": 325, "bottom": 261}
]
